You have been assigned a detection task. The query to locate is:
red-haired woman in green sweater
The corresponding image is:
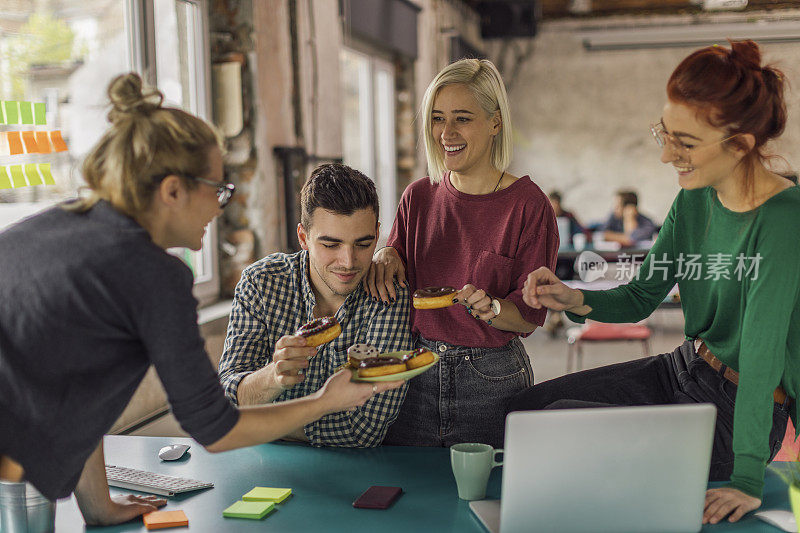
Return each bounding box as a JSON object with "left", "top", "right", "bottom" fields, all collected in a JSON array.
[{"left": 513, "top": 40, "right": 799, "bottom": 525}]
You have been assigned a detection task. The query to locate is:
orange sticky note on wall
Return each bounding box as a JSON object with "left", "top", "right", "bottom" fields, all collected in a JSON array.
[
  {"left": 50, "top": 130, "right": 68, "bottom": 152},
  {"left": 7, "top": 132, "right": 23, "bottom": 155},
  {"left": 35, "top": 131, "right": 51, "bottom": 153},
  {"left": 142, "top": 509, "right": 188, "bottom": 530},
  {"left": 21, "top": 131, "right": 39, "bottom": 153}
]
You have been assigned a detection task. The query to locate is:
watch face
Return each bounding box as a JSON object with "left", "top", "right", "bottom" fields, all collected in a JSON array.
[{"left": 491, "top": 299, "right": 501, "bottom": 315}]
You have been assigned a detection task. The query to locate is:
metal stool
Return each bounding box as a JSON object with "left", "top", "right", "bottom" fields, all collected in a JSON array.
[{"left": 566, "top": 321, "right": 652, "bottom": 372}]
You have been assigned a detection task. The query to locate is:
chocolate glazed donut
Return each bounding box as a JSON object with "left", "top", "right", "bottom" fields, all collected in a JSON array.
[
  {"left": 402, "top": 348, "right": 435, "bottom": 370},
  {"left": 357, "top": 357, "right": 407, "bottom": 378},
  {"left": 413, "top": 286, "right": 457, "bottom": 309},
  {"left": 296, "top": 316, "right": 342, "bottom": 347}
]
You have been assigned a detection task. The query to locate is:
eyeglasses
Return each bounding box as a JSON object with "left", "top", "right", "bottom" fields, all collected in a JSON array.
[
  {"left": 650, "top": 121, "right": 738, "bottom": 164},
  {"left": 153, "top": 173, "right": 236, "bottom": 208},
  {"left": 184, "top": 175, "right": 236, "bottom": 208}
]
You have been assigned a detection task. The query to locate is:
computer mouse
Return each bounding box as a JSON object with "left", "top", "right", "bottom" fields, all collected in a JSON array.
[{"left": 158, "top": 444, "right": 191, "bottom": 461}]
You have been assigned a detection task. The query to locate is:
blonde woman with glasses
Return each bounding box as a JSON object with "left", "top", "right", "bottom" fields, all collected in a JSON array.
[
  {"left": 364, "top": 59, "right": 558, "bottom": 448},
  {"left": 513, "top": 40, "right": 799, "bottom": 524},
  {"left": 0, "top": 73, "right": 399, "bottom": 528}
]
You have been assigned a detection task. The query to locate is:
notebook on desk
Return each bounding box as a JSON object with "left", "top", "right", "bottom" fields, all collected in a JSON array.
[{"left": 470, "top": 404, "right": 716, "bottom": 533}]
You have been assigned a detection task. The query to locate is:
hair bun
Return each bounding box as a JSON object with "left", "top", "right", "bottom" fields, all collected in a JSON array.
[
  {"left": 107, "top": 72, "right": 164, "bottom": 123},
  {"left": 728, "top": 39, "right": 762, "bottom": 70}
]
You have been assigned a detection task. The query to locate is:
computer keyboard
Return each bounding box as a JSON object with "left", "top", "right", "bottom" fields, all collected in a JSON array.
[{"left": 105, "top": 465, "right": 214, "bottom": 497}]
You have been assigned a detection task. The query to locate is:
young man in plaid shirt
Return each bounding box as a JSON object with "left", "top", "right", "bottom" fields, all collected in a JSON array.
[{"left": 218, "top": 164, "right": 411, "bottom": 447}]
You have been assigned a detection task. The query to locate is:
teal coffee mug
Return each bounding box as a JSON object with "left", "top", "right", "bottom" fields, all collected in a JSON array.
[{"left": 450, "top": 443, "right": 503, "bottom": 500}]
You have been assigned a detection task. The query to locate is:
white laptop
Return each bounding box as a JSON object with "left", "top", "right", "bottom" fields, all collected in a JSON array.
[{"left": 470, "top": 404, "right": 716, "bottom": 533}]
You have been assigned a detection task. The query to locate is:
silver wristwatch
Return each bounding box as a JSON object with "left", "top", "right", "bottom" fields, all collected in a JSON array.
[{"left": 490, "top": 298, "right": 502, "bottom": 316}]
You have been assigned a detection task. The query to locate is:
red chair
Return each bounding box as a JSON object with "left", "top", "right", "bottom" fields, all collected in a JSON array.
[
  {"left": 566, "top": 321, "right": 652, "bottom": 372},
  {"left": 774, "top": 418, "right": 800, "bottom": 462}
]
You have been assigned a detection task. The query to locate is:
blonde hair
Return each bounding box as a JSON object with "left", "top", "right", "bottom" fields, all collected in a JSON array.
[
  {"left": 66, "top": 72, "right": 223, "bottom": 216},
  {"left": 421, "top": 59, "right": 512, "bottom": 183}
]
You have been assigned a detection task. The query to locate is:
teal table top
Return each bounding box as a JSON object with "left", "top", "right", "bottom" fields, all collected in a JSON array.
[{"left": 54, "top": 435, "right": 795, "bottom": 532}]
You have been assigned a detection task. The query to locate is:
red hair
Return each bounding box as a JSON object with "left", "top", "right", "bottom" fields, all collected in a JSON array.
[{"left": 666, "top": 40, "right": 787, "bottom": 194}]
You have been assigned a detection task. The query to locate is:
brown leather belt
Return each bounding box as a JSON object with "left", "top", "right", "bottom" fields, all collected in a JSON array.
[{"left": 696, "top": 340, "right": 790, "bottom": 406}]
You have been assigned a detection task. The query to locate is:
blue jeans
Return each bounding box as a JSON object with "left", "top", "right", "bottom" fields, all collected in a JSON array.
[
  {"left": 507, "top": 340, "right": 790, "bottom": 481},
  {"left": 384, "top": 335, "right": 533, "bottom": 448}
]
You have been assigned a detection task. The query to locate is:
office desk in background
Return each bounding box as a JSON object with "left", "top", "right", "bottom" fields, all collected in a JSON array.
[
  {"left": 56, "top": 436, "right": 790, "bottom": 532},
  {"left": 556, "top": 245, "right": 652, "bottom": 262}
]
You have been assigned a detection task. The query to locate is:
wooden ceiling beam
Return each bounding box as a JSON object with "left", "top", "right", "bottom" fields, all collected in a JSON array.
[{"left": 532, "top": 0, "right": 800, "bottom": 20}]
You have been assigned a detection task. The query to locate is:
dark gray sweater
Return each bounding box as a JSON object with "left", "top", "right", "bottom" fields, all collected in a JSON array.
[{"left": 0, "top": 201, "right": 238, "bottom": 500}]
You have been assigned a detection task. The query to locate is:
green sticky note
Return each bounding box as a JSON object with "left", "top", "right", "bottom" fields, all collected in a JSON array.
[
  {"left": 19, "top": 102, "right": 33, "bottom": 124},
  {"left": 242, "top": 487, "right": 292, "bottom": 503},
  {"left": 9, "top": 165, "right": 26, "bottom": 187},
  {"left": 34, "top": 102, "right": 46, "bottom": 125},
  {"left": 0, "top": 167, "right": 12, "bottom": 189},
  {"left": 222, "top": 500, "right": 274, "bottom": 520},
  {"left": 3, "top": 101, "right": 18, "bottom": 124},
  {"left": 38, "top": 164, "right": 55, "bottom": 185},
  {"left": 25, "top": 164, "right": 43, "bottom": 186}
]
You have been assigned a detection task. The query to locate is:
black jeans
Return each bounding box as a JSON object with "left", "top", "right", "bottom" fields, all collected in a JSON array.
[{"left": 507, "top": 340, "right": 790, "bottom": 481}]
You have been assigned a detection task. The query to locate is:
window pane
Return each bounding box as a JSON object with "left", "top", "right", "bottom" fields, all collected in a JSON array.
[
  {"left": 0, "top": 1, "right": 130, "bottom": 229},
  {"left": 155, "top": 0, "right": 213, "bottom": 285},
  {"left": 154, "top": 0, "right": 200, "bottom": 114},
  {"left": 373, "top": 62, "right": 397, "bottom": 235},
  {"left": 341, "top": 48, "right": 397, "bottom": 241},
  {"left": 340, "top": 48, "right": 374, "bottom": 177}
]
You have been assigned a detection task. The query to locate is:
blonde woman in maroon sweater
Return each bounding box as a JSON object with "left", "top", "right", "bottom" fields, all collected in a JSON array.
[{"left": 365, "top": 59, "right": 558, "bottom": 448}]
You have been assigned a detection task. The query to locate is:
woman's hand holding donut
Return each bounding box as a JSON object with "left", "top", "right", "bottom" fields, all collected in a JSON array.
[
  {"left": 315, "top": 369, "right": 404, "bottom": 414},
  {"left": 364, "top": 246, "right": 406, "bottom": 303},
  {"left": 456, "top": 284, "right": 495, "bottom": 321},
  {"left": 522, "top": 267, "right": 584, "bottom": 311}
]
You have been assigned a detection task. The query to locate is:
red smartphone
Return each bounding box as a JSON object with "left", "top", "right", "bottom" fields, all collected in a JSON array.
[{"left": 352, "top": 486, "right": 403, "bottom": 509}]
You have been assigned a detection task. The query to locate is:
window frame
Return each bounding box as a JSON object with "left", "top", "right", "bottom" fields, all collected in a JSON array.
[
  {"left": 2, "top": 1, "right": 220, "bottom": 305},
  {"left": 340, "top": 42, "right": 398, "bottom": 247},
  {"left": 131, "top": 0, "right": 220, "bottom": 305}
]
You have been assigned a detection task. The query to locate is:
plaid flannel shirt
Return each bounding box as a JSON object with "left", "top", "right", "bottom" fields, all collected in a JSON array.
[{"left": 218, "top": 251, "right": 413, "bottom": 447}]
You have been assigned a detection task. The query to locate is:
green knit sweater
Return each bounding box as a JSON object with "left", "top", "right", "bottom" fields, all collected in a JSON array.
[{"left": 569, "top": 185, "right": 800, "bottom": 498}]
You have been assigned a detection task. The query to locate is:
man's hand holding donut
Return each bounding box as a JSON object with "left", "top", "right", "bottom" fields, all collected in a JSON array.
[{"left": 237, "top": 335, "right": 317, "bottom": 406}]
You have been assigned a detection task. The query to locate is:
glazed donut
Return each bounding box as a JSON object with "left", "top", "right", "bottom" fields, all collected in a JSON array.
[
  {"left": 296, "top": 316, "right": 342, "bottom": 347},
  {"left": 357, "top": 357, "right": 407, "bottom": 378},
  {"left": 413, "top": 286, "right": 457, "bottom": 309},
  {"left": 347, "top": 343, "right": 379, "bottom": 368},
  {"left": 402, "top": 348, "right": 435, "bottom": 370}
]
